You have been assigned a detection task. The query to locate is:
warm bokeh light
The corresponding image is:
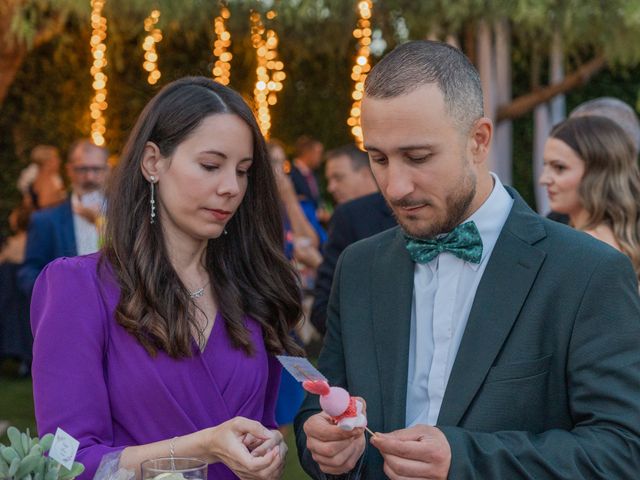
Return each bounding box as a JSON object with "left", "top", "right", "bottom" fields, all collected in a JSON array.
[
  {"left": 250, "top": 10, "right": 285, "bottom": 138},
  {"left": 348, "top": 0, "right": 373, "bottom": 148},
  {"left": 89, "top": 0, "right": 107, "bottom": 146},
  {"left": 212, "top": 4, "right": 232, "bottom": 85},
  {"left": 142, "top": 9, "right": 162, "bottom": 85}
]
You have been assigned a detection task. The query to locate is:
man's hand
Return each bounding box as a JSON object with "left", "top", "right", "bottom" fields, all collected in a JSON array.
[
  {"left": 370, "top": 425, "right": 451, "bottom": 480},
  {"left": 303, "top": 411, "right": 366, "bottom": 475}
]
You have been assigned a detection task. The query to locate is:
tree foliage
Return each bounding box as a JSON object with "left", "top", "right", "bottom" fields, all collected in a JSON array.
[{"left": 2, "top": 0, "right": 640, "bottom": 236}]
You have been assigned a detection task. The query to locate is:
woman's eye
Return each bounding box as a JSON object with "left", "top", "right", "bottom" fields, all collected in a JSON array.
[
  {"left": 237, "top": 170, "right": 249, "bottom": 177},
  {"left": 201, "top": 164, "right": 218, "bottom": 172}
]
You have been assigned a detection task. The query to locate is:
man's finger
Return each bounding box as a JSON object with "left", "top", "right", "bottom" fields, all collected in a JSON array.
[
  {"left": 307, "top": 436, "right": 355, "bottom": 458},
  {"left": 382, "top": 451, "right": 433, "bottom": 478},
  {"left": 304, "top": 414, "right": 363, "bottom": 442},
  {"left": 371, "top": 435, "right": 426, "bottom": 461}
]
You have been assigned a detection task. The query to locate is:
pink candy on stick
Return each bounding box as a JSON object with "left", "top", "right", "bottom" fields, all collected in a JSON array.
[{"left": 302, "top": 379, "right": 367, "bottom": 431}]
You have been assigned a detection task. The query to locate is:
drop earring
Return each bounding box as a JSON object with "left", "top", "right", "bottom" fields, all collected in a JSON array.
[{"left": 149, "top": 175, "right": 156, "bottom": 224}]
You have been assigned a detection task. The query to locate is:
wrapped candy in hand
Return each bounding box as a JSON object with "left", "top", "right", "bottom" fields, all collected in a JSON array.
[{"left": 302, "top": 379, "right": 367, "bottom": 431}]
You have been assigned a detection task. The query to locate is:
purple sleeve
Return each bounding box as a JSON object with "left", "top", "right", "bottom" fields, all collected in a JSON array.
[
  {"left": 262, "top": 355, "right": 282, "bottom": 429},
  {"left": 31, "top": 257, "right": 125, "bottom": 479}
]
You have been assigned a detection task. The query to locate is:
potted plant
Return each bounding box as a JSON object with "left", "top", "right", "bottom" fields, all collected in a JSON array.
[{"left": 0, "top": 427, "right": 84, "bottom": 480}]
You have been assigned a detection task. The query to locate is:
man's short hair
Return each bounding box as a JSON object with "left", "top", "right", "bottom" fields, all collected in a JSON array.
[
  {"left": 364, "top": 40, "right": 484, "bottom": 133},
  {"left": 68, "top": 139, "right": 109, "bottom": 163},
  {"left": 570, "top": 97, "right": 640, "bottom": 156},
  {"left": 295, "top": 135, "right": 321, "bottom": 158},
  {"left": 326, "top": 144, "right": 370, "bottom": 171}
]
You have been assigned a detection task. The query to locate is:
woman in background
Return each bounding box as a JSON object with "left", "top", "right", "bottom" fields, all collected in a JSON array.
[{"left": 540, "top": 115, "right": 640, "bottom": 283}]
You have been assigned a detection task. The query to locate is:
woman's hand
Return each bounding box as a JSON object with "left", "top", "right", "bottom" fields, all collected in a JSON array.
[
  {"left": 244, "top": 429, "right": 287, "bottom": 479},
  {"left": 205, "top": 417, "right": 285, "bottom": 480}
]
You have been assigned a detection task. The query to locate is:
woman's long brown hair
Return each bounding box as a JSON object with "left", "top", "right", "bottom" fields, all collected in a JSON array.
[
  {"left": 551, "top": 115, "right": 640, "bottom": 282},
  {"left": 101, "top": 76, "right": 303, "bottom": 358}
]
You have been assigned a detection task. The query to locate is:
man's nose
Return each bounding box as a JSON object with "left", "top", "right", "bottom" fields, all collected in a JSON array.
[{"left": 385, "top": 162, "right": 414, "bottom": 201}]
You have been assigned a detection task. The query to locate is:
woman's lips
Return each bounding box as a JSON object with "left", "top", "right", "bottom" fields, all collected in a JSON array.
[{"left": 206, "top": 209, "right": 231, "bottom": 221}]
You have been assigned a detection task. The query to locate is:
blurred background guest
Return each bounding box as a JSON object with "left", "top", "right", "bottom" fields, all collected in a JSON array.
[
  {"left": 0, "top": 204, "right": 33, "bottom": 376},
  {"left": 547, "top": 97, "right": 640, "bottom": 224},
  {"left": 18, "top": 139, "right": 109, "bottom": 296},
  {"left": 540, "top": 115, "right": 640, "bottom": 283},
  {"left": 28, "top": 145, "right": 66, "bottom": 209},
  {"left": 290, "top": 135, "right": 323, "bottom": 208},
  {"left": 267, "top": 139, "right": 321, "bottom": 434},
  {"left": 325, "top": 144, "right": 378, "bottom": 205}
]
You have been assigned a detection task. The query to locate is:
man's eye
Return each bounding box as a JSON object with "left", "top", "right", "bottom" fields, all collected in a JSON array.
[{"left": 407, "top": 154, "right": 430, "bottom": 162}]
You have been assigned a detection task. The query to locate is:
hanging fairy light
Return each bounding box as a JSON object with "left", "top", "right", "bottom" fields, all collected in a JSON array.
[
  {"left": 142, "top": 9, "right": 162, "bottom": 85},
  {"left": 347, "top": 0, "right": 373, "bottom": 148},
  {"left": 250, "top": 9, "right": 286, "bottom": 138},
  {"left": 89, "top": 0, "right": 108, "bottom": 146},
  {"left": 212, "top": 4, "right": 232, "bottom": 85}
]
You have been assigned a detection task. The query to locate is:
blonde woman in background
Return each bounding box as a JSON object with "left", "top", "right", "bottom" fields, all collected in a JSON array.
[{"left": 540, "top": 115, "right": 640, "bottom": 283}]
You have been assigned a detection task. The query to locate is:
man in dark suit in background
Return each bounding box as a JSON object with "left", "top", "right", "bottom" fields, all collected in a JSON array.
[
  {"left": 296, "top": 40, "right": 640, "bottom": 479},
  {"left": 325, "top": 144, "right": 379, "bottom": 206},
  {"left": 18, "top": 139, "right": 109, "bottom": 295},
  {"left": 310, "top": 143, "right": 395, "bottom": 335}
]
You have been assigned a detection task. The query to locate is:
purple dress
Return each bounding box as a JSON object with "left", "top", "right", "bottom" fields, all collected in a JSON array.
[{"left": 31, "top": 253, "right": 281, "bottom": 480}]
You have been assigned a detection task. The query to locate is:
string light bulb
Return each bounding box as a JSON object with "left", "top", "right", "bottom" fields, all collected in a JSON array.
[
  {"left": 89, "top": 0, "right": 108, "bottom": 146},
  {"left": 212, "top": 4, "right": 232, "bottom": 85},
  {"left": 347, "top": 0, "right": 373, "bottom": 148},
  {"left": 142, "top": 9, "right": 162, "bottom": 85},
  {"left": 250, "top": 9, "right": 286, "bottom": 138}
]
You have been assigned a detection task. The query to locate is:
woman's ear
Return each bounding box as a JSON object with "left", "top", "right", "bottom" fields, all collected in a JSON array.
[{"left": 141, "top": 141, "right": 163, "bottom": 181}]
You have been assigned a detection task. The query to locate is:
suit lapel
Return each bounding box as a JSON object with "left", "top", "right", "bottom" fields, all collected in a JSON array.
[
  {"left": 437, "top": 191, "right": 547, "bottom": 426},
  {"left": 60, "top": 199, "right": 78, "bottom": 256},
  {"left": 371, "top": 228, "right": 414, "bottom": 432}
]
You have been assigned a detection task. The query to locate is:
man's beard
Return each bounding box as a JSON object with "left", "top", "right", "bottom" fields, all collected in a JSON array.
[
  {"left": 393, "top": 167, "right": 477, "bottom": 240},
  {"left": 80, "top": 181, "right": 101, "bottom": 193}
]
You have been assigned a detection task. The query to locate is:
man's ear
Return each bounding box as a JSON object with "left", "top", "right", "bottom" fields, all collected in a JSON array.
[
  {"left": 468, "top": 117, "right": 493, "bottom": 165},
  {"left": 141, "top": 141, "right": 163, "bottom": 181}
]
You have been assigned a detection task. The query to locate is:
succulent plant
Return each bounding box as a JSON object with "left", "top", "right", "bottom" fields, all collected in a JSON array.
[{"left": 0, "top": 427, "right": 84, "bottom": 480}]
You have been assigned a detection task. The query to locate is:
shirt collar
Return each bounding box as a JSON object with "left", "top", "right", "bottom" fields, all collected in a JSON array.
[{"left": 463, "top": 172, "right": 514, "bottom": 271}]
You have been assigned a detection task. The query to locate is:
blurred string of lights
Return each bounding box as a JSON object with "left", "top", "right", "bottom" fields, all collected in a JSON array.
[
  {"left": 250, "top": 9, "right": 286, "bottom": 138},
  {"left": 347, "top": 0, "right": 373, "bottom": 148},
  {"left": 89, "top": 0, "right": 108, "bottom": 146},
  {"left": 212, "top": 3, "right": 232, "bottom": 85},
  {"left": 142, "top": 9, "right": 162, "bottom": 85}
]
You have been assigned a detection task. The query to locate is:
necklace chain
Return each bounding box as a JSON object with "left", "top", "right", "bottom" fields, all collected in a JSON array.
[{"left": 189, "top": 281, "right": 209, "bottom": 299}]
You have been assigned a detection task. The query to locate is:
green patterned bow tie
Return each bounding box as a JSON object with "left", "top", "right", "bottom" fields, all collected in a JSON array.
[{"left": 405, "top": 221, "right": 483, "bottom": 264}]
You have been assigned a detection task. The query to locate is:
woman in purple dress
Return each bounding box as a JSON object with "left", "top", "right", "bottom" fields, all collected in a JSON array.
[{"left": 30, "top": 77, "right": 303, "bottom": 480}]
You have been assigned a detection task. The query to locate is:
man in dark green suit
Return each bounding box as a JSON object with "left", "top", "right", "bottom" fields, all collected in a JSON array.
[{"left": 294, "top": 40, "right": 640, "bottom": 479}]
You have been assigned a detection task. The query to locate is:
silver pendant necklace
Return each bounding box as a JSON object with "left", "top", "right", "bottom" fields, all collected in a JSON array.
[{"left": 189, "top": 282, "right": 209, "bottom": 299}]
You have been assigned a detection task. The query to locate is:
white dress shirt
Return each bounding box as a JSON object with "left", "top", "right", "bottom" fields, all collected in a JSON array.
[
  {"left": 406, "top": 174, "right": 513, "bottom": 427},
  {"left": 72, "top": 192, "right": 105, "bottom": 256}
]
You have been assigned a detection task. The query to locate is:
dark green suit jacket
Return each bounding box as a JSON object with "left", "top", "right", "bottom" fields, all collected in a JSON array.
[{"left": 295, "top": 189, "right": 640, "bottom": 479}]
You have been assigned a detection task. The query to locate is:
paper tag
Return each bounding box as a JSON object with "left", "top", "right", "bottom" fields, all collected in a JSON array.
[
  {"left": 276, "top": 355, "right": 327, "bottom": 382},
  {"left": 49, "top": 428, "right": 80, "bottom": 470}
]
